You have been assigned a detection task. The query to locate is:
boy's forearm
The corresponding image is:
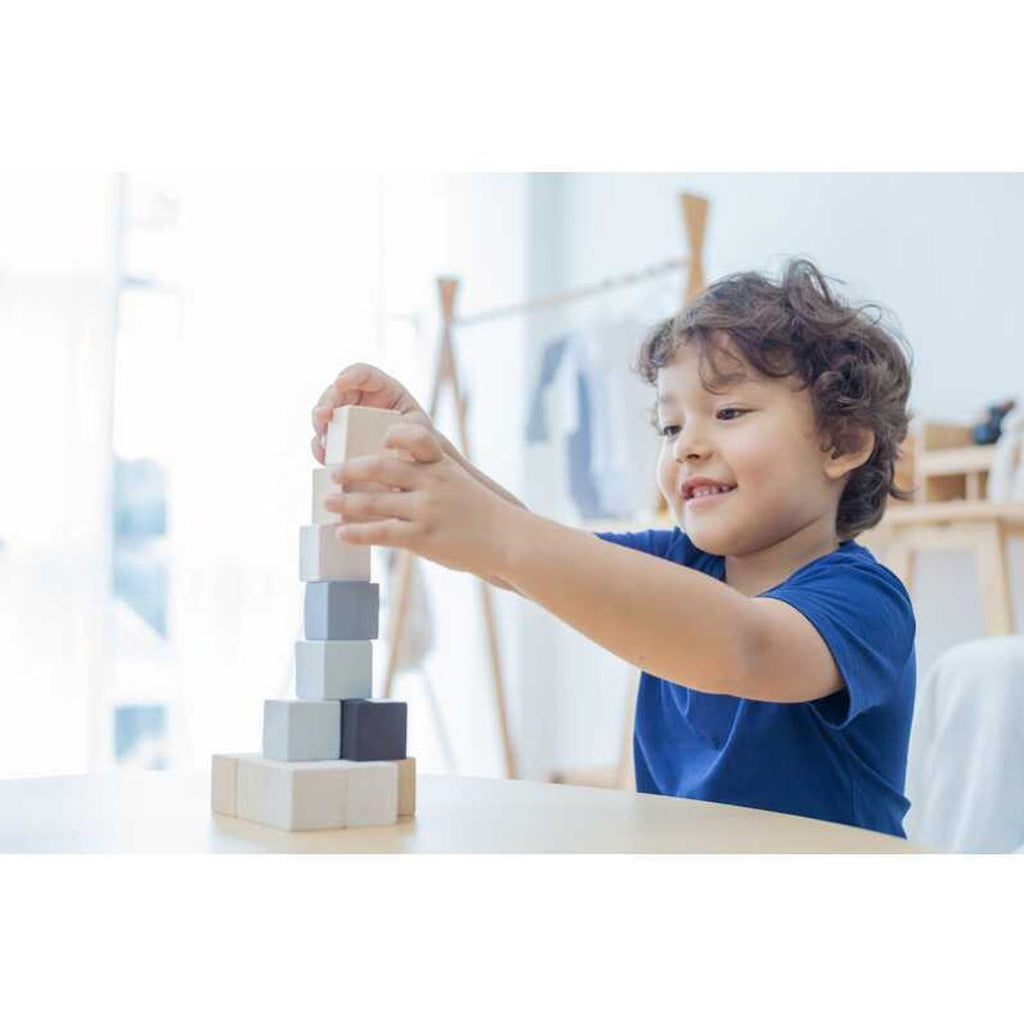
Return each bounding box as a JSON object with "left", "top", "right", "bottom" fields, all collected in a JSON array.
[
  {"left": 495, "top": 506, "right": 757, "bottom": 693},
  {"left": 440, "top": 436, "right": 525, "bottom": 591},
  {"left": 442, "top": 436, "right": 527, "bottom": 511}
]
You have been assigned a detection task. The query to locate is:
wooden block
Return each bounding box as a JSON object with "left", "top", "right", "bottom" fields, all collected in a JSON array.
[
  {"left": 312, "top": 467, "right": 341, "bottom": 525},
  {"left": 262, "top": 699, "right": 341, "bottom": 761},
  {"left": 211, "top": 753, "right": 245, "bottom": 815},
  {"left": 345, "top": 760, "right": 399, "bottom": 827},
  {"left": 236, "top": 757, "right": 347, "bottom": 830},
  {"left": 233, "top": 756, "right": 398, "bottom": 830},
  {"left": 341, "top": 698, "right": 407, "bottom": 761},
  {"left": 295, "top": 640, "right": 373, "bottom": 700},
  {"left": 396, "top": 757, "right": 416, "bottom": 817},
  {"left": 304, "top": 581, "right": 379, "bottom": 641},
  {"left": 299, "top": 525, "right": 371, "bottom": 581},
  {"left": 326, "top": 406, "right": 402, "bottom": 464}
]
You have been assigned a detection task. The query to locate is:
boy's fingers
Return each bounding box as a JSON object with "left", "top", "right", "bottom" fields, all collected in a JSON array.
[
  {"left": 335, "top": 519, "right": 414, "bottom": 549},
  {"left": 383, "top": 423, "right": 443, "bottom": 464},
  {"left": 331, "top": 454, "right": 417, "bottom": 491},
  {"left": 328, "top": 490, "right": 414, "bottom": 524},
  {"left": 310, "top": 435, "right": 326, "bottom": 465}
]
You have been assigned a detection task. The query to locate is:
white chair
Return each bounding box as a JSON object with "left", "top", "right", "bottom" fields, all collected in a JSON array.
[{"left": 905, "top": 636, "right": 1024, "bottom": 852}]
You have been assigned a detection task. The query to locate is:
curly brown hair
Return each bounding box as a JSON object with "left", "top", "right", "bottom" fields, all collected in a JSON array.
[{"left": 636, "top": 259, "right": 914, "bottom": 540}]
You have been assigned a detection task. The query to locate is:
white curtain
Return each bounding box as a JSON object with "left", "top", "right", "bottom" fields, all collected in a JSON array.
[{"left": 0, "top": 273, "right": 114, "bottom": 778}]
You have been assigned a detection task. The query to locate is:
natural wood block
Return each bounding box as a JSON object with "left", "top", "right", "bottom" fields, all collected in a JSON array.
[
  {"left": 211, "top": 754, "right": 243, "bottom": 815},
  {"left": 295, "top": 640, "right": 373, "bottom": 700},
  {"left": 233, "top": 756, "right": 397, "bottom": 831},
  {"left": 236, "top": 757, "right": 346, "bottom": 830},
  {"left": 304, "top": 581, "right": 379, "bottom": 641},
  {"left": 262, "top": 699, "right": 341, "bottom": 761},
  {"left": 326, "top": 406, "right": 402, "bottom": 464},
  {"left": 299, "top": 524, "right": 371, "bottom": 581},
  {"left": 396, "top": 757, "right": 416, "bottom": 817},
  {"left": 311, "top": 467, "right": 341, "bottom": 525},
  {"left": 345, "top": 760, "right": 399, "bottom": 827}
]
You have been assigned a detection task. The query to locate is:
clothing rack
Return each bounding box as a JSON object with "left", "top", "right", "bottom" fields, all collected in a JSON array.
[{"left": 382, "top": 192, "right": 711, "bottom": 781}]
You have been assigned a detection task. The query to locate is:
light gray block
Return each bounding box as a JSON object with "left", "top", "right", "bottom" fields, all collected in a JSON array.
[
  {"left": 295, "top": 640, "right": 373, "bottom": 700},
  {"left": 304, "top": 581, "right": 379, "bottom": 641},
  {"left": 262, "top": 699, "right": 341, "bottom": 761},
  {"left": 233, "top": 756, "right": 398, "bottom": 831},
  {"left": 299, "top": 524, "right": 371, "bottom": 581}
]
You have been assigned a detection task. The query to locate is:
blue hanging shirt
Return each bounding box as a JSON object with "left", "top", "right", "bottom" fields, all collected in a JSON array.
[{"left": 595, "top": 528, "right": 916, "bottom": 837}]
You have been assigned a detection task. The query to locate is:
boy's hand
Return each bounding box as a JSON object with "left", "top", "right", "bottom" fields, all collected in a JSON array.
[
  {"left": 325, "top": 421, "right": 521, "bottom": 578},
  {"left": 310, "top": 363, "right": 432, "bottom": 465}
]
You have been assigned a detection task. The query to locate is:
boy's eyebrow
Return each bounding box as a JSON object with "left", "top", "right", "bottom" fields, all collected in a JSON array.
[{"left": 657, "top": 379, "right": 757, "bottom": 407}]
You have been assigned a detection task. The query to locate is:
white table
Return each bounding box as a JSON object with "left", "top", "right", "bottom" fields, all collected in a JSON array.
[{"left": 0, "top": 771, "right": 923, "bottom": 853}]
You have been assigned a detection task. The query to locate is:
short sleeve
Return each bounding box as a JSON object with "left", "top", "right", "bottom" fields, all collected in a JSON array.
[
  {"left": 593, "top": 528, "right": 681, "bottom": 558},
  {"left": 759, "top": 558, "right": 916, "bottom": 729}
]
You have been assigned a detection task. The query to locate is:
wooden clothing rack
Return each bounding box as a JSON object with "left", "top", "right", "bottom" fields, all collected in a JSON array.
[{"left": 381, "top": 192, "right": 711, "bottom": 780}]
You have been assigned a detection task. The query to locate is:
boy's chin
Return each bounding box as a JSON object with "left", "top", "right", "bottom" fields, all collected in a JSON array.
[{"left": 681, "top": 521, "right": 732, "bottom": 556}]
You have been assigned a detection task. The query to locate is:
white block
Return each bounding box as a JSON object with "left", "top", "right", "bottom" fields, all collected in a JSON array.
[
  {"left": 325, "top": 405, "right": 402, "bottom": 464},
  {"left": 295, "top": 640, "right": 373, "bottom": 700},
  {"left": 312, "top": 467, "right": 341, "bottom": 525},
  {"left": 344, "top": 761, "right": 399, "bottom": 827},
  {"left": 233, "top": 756, "right": 398, "bottom": 831},
  {"left": 262, "top": 699, "right": 341, "bottom": 761},
  {"left": 211, "top": 753, "right": 245, "bottom": 816},
  {"left": 236, "top": 757, "right": 347, "bottom": 830},
  {"left": 299, "top": 524, "right": 371, "bottom": 581}
]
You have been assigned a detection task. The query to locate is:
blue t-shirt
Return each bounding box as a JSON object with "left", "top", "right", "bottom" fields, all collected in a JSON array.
[{"left": 595, "top": 527, "right": 916, "bottom": 837}]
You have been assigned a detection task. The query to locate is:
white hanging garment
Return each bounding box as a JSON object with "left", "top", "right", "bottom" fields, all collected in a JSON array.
[
  {"left": 581, "top": 276, "right": 681, "bottom": 520},
  {"left": 904, "top": 636, "right": 1024, "bottom": 853}
]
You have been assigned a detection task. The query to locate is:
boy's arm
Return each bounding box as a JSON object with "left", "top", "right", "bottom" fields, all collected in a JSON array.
[
  {"left": 496, "top": 509, "right": 844, "bottom": 703},
  {"left": 438, "top": 436, "right": 526, "bottom": 594}
]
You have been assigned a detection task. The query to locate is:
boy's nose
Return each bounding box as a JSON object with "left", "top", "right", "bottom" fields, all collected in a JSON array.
[{"left": 674, "top": 429, "right": 711, "bottom": 463}]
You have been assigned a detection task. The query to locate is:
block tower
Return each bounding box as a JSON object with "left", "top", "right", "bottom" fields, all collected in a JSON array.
[{"left": 211, "top": 406, "right": 415, "bottom": 831}]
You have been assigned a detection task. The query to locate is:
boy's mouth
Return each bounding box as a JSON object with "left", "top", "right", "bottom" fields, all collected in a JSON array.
[
  {"left": 681, "top": 483, "right": 737, "bottom": 507},
  {"left": 679, "top": 473, "right": 737, "bottom": 501}
]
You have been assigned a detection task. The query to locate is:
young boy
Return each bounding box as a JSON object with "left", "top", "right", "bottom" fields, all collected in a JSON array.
[{"left": 311, "top": 258, "right": 916, "bottom": 838}]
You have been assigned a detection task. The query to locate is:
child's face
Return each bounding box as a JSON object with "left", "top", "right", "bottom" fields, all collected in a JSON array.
[{"left": 655, "top": 339, "right": 842, "bottom": 556}]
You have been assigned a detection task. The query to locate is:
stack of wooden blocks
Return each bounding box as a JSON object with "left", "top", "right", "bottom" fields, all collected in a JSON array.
[{"left": 211, "top": 406, "right": 416, "bottom": 830}]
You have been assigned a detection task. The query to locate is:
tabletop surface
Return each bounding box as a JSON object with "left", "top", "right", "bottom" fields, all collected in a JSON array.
[{"left": 0, "top": 771, "right": 922, "bottom": 853}]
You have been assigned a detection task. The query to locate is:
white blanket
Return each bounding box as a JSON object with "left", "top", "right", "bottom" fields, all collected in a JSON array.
[{"left": 904, "top": 636, "right": 1024, "bottom": 853}]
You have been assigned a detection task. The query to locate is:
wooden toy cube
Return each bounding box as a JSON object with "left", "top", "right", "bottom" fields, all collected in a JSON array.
[
  {"left": 233, "top": 756, "right": 398, "bottom": 830},
  {"left": 326, "top": 405, "right": 403, "bottom": 464},
  {"left": 262, "top": 699, "right": 341, "bottom": 761},
  {"left": 295, "top": 640, "right": 373, "bottom": 700},
  {"left": 311, "top": 467, "right": 341, "bottom": 525},
  {"left": 304, "top": 581, "right": 379, "bottom": 641},
  {"left": 341, "top": 698, "right": 407, "bottom": 761},
  {"left": 299, "top": 524, "right": 371, "bottom": 581}
]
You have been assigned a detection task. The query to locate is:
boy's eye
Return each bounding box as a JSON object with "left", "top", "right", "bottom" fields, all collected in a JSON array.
[
  {"left": 657, "top": 424, "right": 680, "bottom": 438},
  {"left": 717, "top": 408, "right": 746, "bottom": 421}
]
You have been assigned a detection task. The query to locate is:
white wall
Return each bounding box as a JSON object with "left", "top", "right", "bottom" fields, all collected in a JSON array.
[{"left": 519, "top": 172, "right": 1024, "bottom": 778}]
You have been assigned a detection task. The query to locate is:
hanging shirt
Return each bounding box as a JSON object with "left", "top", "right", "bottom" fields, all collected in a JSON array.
[{"left": 595, "top": 527, "right": 917, "bottom": 838}]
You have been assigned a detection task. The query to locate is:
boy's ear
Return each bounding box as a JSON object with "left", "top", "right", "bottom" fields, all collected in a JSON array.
[{"left": 823, "top": 427, "right": 875, "bottom": 480}]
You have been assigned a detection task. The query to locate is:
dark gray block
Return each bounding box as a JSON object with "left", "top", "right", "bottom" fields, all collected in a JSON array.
[
  {"left": 304, "top": 581, "right": 380, "bottom": 641},
  {"left": 341, "top": 699, "right": 407, "bottom": 761}
]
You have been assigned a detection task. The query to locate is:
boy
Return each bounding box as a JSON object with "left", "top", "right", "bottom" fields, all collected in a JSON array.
[{"left": 311, "top": 259, "right": 916, "bottom": 838}]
